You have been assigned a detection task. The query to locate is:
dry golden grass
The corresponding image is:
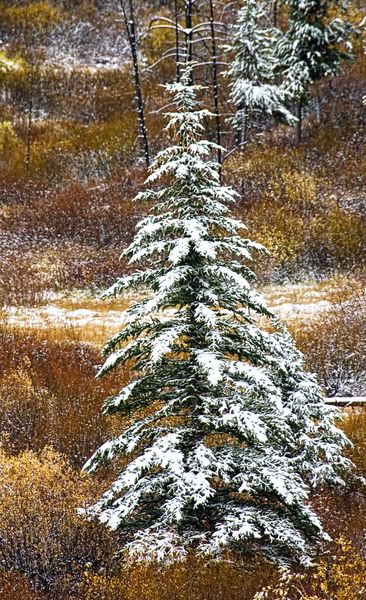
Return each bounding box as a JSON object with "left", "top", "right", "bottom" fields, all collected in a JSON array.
[
  {"left": 54, "top": 295, "right": 132, "bottom": 312},
  {"left": 5, "top": 320, "right": 121, "bottom": 347}
]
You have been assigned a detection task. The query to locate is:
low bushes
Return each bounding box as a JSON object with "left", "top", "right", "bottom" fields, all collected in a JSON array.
[
  {"left": 80, "top": 538, "right": 366, "bottom": 600},
  {"left": 0, "top": 1, "right": 62, "bottom": 41},
  {"left": 342, "top": 410, "right": 366, "bottom": 477},
  {"left": 80, "top": 554, "right": 276, "bottom": 600},
  {"left": 255, "top": 538, "right": 366, "bottom": 599},
  {"left": 226, "top": 137, "right": 366, "bottom": 282},
  {"left": 0, "top": 172, "right": 144, "bottom": 304},
  {"left": 0, "top": 325, "right": 127, "bottom": 466},
  {"left": 0, "top": 572, "right": 45, "bottom": 600},
  {"left": 292, "top": 288, "right": 366, "bottom": 397},
  {"left": 1, "top": 173, "right": 143, "bottom": 246},
  {"left": 0, "top": 245, "right": 129, "bottom": 305},
  {"left": 0, "top": 446, "right": 116, "bottom": 596}
]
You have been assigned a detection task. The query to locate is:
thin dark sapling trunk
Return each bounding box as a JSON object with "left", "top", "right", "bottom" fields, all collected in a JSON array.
[
  {"left": 296, "top": 97, "right": 303, "bottom": 144},
  {"left": 209, "top": 0, "right": 222, "bottom": 166},
  {"left": 185, "top": 0, "right": 193, "bottom": 64},
  {"left": 174, "top": 0, "right": 180, "bottom": 81},
  {"left": 25, "top": 70, "right": 33, "bottom": 172},
  {"left": 119, "top": 0, "right": 150, "bottom": 167}
]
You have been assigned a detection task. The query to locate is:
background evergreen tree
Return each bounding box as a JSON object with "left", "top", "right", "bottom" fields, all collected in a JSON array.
[
  {"left": 276, "top": 0, "right": 353, "bottom": 143},
  {"left": 226, "top": 0, "right": 296, "bottom": 149},
  {"left": 84, "top": 65, "right": 351, "bottom": 564}
]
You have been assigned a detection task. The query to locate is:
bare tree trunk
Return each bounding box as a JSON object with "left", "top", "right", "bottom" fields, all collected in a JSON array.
[
  {"left": 296, "top": 98, "right": 302, "bottom": 145},
  {"left": 119, "top": 0, "right": 150, "bottom": 167},
  {"left": 174, "top": 0, "right": 180, "bottom": 81},
  {"left": 241, "top": 110, "right": 247, "bottom": 151},
  {"left": 234, "top": 101, "right": 247, "bottom": 151},
  {"left": 209, "top": 0, "right": 222, "bottom": 167},
  {"left": 184, "top": 0, "right": 193, "bottom": 64},
  {"left": 315, "top": 86, "right": 321, "bottom": 125},
  {"left": 272, "top": 0, "right": 278, "bottom": 27},
  {"left": 25, "top": 73, "right": 33, "bottom": 172},
  {"left": 235, "top": 126, "right": 242, "bottom": 149}
]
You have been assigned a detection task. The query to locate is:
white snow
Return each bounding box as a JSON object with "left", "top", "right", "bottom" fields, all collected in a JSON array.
[
  {"left": 1, "top": 285, "right": 335, "bottom": 340},
  {"left": 272, "top": 300, "right": 332, "bottom": 319},
  {"left": 3, "top": 304, "right": 122, "bottom": 331}
]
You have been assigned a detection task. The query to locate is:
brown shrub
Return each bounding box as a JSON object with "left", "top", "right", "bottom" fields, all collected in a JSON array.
[
  {"left": 0, "top": 113, "right": 148, "bottom": 182},
  {"left": 1, "top": 63, "right": 133, "bottom": 125},
  {"left": 0, "top": 572, "right": 45, "bottom": 600},
  {"left": 1, "top": 172, "right": 144, "bottom": 246},
  {"left": 0, "top": 325, "right": 127, "bottom": 466},
  {"left": 0, "top": 251, "right": 48, "bottom": 306},
  {"left": 0, "top": 446, "right": 116, "bottom": 596},
  {"left": 291, "top": 288, "right": 366, "bottom": 397},
  {"left": 342, "top": 410, "right": 366, "bottom": 478},
  {"left": 0, "top": 169, "right": 145, "bottom": 301},
  {"left": 0, "top": 245, "right": 128, "bottom": 305},
  {"left": 232, "top": 162, "right": 366, "bottom": 281},
  {"left": 0, "top": 2, "right": 62, "bottom": 42},
  {"left": 0, "top": 172, "right": 49, "bottom": 205}
]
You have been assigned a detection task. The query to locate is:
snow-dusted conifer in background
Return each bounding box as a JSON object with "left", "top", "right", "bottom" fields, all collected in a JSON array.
[
  {"left": 84, "top": 64, "right": 351, "bottom": 564},
  {"left": 276, "top": 0, "right": 352, "bottom": 142},
  {"left": 226, "top": 0, "right": 295, "bottom": 148}
]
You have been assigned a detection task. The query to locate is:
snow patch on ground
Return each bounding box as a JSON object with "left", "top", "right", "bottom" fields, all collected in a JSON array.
[
  {"left": 39, "top": 15, "right": 129, "bottom": 71},
  {"left": 272, "top": 300, "right": 332, "bottom": 319},
  {"left": 4, "top": 305, "right": 123, "bottom": 330},
  {"left": 2, "top": 286, "right": 333, "bottom": 334}
]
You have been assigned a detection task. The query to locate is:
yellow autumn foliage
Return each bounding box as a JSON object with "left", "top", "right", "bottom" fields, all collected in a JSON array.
[
  {"left": 310, "top": 537, "right": 366, "bottom": 600},
  {"left": 0, "top": 446, "right": 115, "bottom": 595},
  {"left": 254, "top": 538, "right": 366, "bottom": 600},
  {"left": 80, "top": 553, "right": 276, "bottom": 600},
  {"left": 0, "top": 51, "right": 28, "bottom": 74},
  {"left": 0, "top": 1, "right": 62, "bottom": 37}
]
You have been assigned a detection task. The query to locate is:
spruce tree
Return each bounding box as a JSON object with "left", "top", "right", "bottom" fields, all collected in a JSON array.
[
  {"left": 84, "top": 65, "right": 350, "bottom": 564},
  {"left": 226, "top": 0, "right": 295, "bottom": 148},
  {"left": 276, "top": 0, "right": 352, "bottom": 142}
]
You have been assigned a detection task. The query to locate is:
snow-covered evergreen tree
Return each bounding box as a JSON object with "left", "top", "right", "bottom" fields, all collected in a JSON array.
[
  {"left": 84, "top": 65, "right": 351, "bottom": 565},
  {"left": 276, "top": 0, "right": 352, "bottom": 141},
  {"left": 226, "top": 0, "right": 295, "bottom": 147}
]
